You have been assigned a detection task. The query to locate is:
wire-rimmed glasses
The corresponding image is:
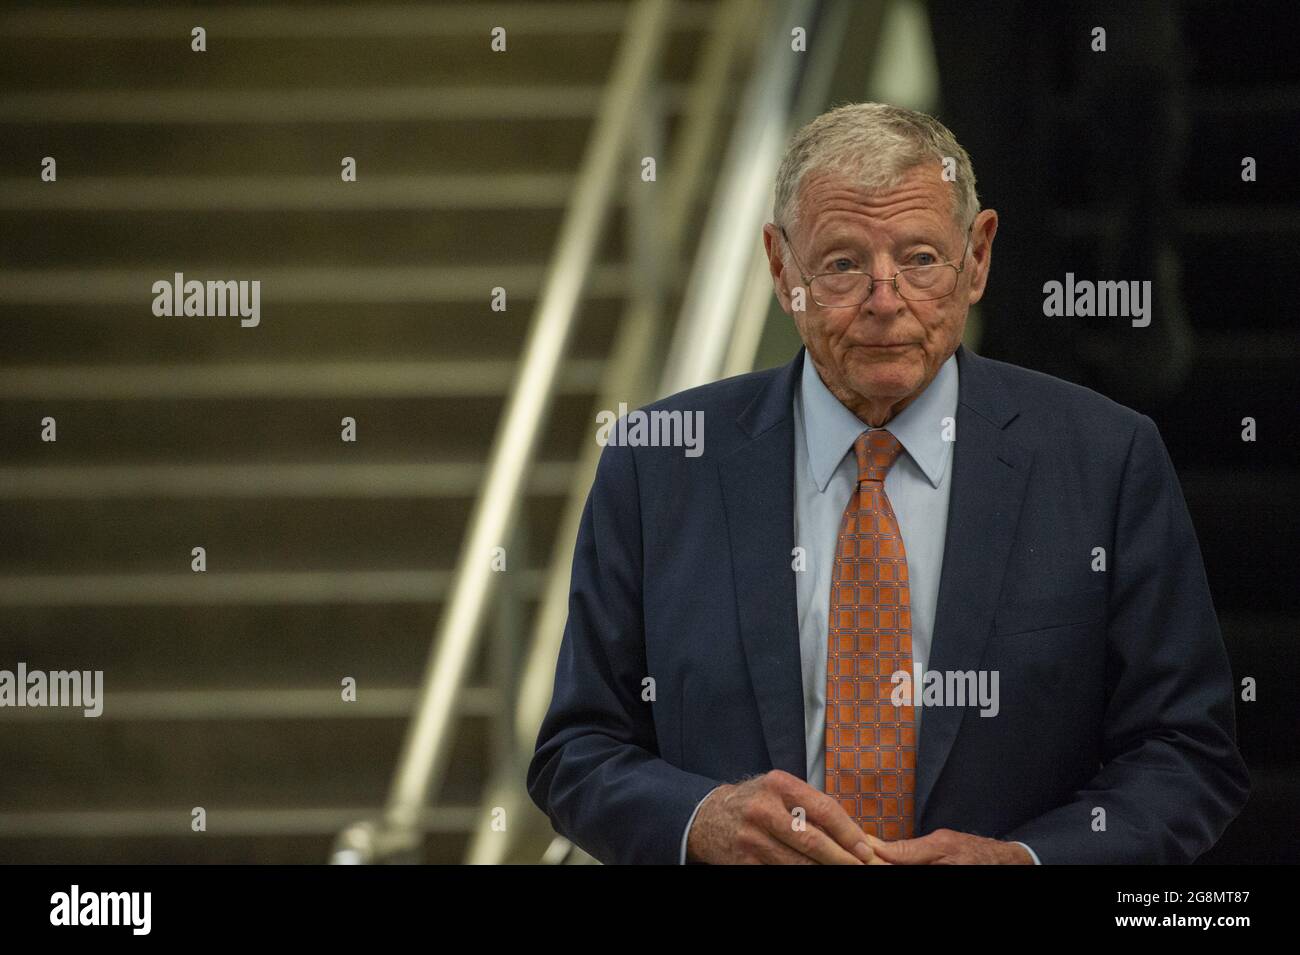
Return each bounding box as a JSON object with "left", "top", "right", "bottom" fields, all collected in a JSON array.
[{"left": 779, "top": 221, "right": 974, "bottom": 306}]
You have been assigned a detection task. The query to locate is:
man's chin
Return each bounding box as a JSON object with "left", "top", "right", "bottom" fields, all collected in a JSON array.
[{"left": 847, "top": 368, "right": 921, "bottom": 402}]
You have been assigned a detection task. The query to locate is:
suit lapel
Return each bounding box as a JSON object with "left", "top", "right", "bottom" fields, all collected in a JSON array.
[
  {"left": 915, "top": 344, "right": 1033, "bottom": 824},
  {"left": 717, "top": 348, "right": 808, "bottom": 777}
]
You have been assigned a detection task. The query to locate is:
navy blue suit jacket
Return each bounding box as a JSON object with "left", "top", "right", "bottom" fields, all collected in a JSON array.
[{"left": 527, "top": 343, "right": 1249, "bottom": 864}]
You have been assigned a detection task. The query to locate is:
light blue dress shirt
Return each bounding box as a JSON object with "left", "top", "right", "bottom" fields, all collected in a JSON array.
[{"left": 679, "top": 349, "right": 1041, "bottom": 865}]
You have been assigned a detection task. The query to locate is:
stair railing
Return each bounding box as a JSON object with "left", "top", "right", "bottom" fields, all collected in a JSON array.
[{"left": 332, "top": 0, "right": 678, "bottom": 864}]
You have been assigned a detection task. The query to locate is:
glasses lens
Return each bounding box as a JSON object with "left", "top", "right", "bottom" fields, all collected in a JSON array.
[
  {"left": 810, "top": 273, "right": 872, "bottom": 307},
  {"left": 896, "top": 265, "right": 957, "bottom": 301}
]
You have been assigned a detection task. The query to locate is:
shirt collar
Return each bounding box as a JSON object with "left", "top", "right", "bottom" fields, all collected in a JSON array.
[{"left": 799, "top": 347, "right": 959, "bottom": 492}]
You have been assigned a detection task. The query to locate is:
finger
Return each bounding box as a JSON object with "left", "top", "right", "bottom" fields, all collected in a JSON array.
[
  {"left": 799, "top": 792, "right": 879, "bottom": 862},
  {"left": 859, "top": 834, "right": 894, "bottom": 864},
  {"left": 763, "top": 775, "right": 874, "bottom": 863},
  {"left": 859, "top": 832, "right": 899, "bottom": 864},
  {"left": 870, "top": 833, "right": 946, "bottom": 864},
  {"left": 756, "top": 835, "right": 821, "bottom": 865},
  {"left": 737, "top": 788, "right": 848, "bottom": 864},
  {"left": 763, "top": 806, "right": 866, "bottom": 864},
  {"left": 744, "top": 813, "right": 822, "bottom": 865}
]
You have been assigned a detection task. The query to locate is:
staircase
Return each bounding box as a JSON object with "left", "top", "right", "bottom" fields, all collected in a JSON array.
[{"left": 0, "top": 0, "right": 729, "bottom": 863}]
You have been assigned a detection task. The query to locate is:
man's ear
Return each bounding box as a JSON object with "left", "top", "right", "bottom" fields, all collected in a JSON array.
[
  {"left": 965, "top": 208, "right": 998, "bottom": 306},
  {"left": 762, "top": 222, "right": 795, "bottom": 316}
]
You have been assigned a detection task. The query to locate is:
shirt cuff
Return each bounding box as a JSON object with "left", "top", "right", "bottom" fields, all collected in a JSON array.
[
  {"left": 680, "top": 785, "right": 725, "bottom": 864},
  {"left": 1014, "top": 841, "right": 1042, "bottom": 865}
]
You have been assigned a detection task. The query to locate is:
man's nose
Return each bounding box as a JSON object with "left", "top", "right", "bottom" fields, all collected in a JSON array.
[{"left": 861, "top": 272, "right": 905, "bottom": 310}]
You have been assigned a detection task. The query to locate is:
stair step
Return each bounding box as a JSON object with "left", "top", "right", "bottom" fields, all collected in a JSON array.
[
  {"left": 0, "top": 806, "right": 477, "bottom": 842},
  {"left": 0, "top": 569, "right": 539, "bottom": 607},
  {"left": 0, "top": 715, "right": 490, "bottom": 812},
  {"left": 0, "top": 599, "right": 537, "bottom": 686},
  {"left": 0, "top": 828, "right": 473, "bottom": 864},
  {"left": 0, "top": 393, "right": 597, "bottom": 464},
  {"left": 0, "top": 298, "right": 624, "bottom": 365},
  {"left": 1, "top": 205, "right": 642, "bottom": 268},
  {"left": 0, "top": 1, "right": 715, "bottom": 40},
  {"left": 0, "top": 24, "right": 710, "bottom": 92},
  {"left": 0, "top": 173, "right": 583, "bottom": 211},
  {"left": 0, "top": 358, "right": 605, "bottom": 400},
  {"left": 0, "top": 461, "right": 575, "bottom": 499},
  {"left": 0, "top": 685, "right": 499, "bottom": 722},
  {"left": 0, "top": 263, "right": 631, "bottom": 303},
  {"left": 0, "top": 82, "right": 690, "bottom": 124},
  {"left": 0, "top": 117, "right": 607, "bottom": 176},
  {"left": 0, "top": 804, "right": 477, "bottom": 838},
  {"left": 0, "top": 496, "right": 565, "bottom": 574}
]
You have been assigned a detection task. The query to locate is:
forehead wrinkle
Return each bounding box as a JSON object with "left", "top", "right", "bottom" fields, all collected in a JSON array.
[
  {"left": 799, "top": 168, "right": 936, "bottom": 206},
  {"left": 802, "top": 188, "right": 936, "bottom": 226},
  {"left": 795, "top": 168, "right": 955, "bottom": 240},
  {"left": 805, "top": 209, "right": 950, "bottom": 256},
  {"left": 801, "top": 208, "right": 948, "bottom": 250}
]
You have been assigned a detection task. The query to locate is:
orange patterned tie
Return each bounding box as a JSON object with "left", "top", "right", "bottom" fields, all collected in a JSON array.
[{"left": 825, "top": 429, "right": 916, "bottom": 841}]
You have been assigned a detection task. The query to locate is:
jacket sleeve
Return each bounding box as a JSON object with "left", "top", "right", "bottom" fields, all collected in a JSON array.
[
  {"left": 1002, "top": 413, "right": 1250, "bottom": 863},
  {"left": 526, "top": 436, "right": 721, "bottom": 864}
]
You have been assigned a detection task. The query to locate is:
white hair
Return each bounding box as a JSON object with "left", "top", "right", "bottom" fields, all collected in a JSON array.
[{"left": 773, "top": 102, "right": 980, "bottom": 251}]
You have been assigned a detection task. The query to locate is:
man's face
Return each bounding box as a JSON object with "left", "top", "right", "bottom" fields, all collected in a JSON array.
[{"left": 763, "top": 164, "right": 997, "bottom": 425}]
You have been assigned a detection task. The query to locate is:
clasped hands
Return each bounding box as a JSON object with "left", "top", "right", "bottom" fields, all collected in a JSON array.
[{"left": 685, "top": 769, "right": 1033, "bottom": 865}]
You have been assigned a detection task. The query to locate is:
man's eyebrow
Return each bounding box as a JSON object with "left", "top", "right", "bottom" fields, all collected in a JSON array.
[
  {"left": 810, "top": 234, "right": 864, "bottom": 255},
  {"left": 811, "top": 230, "right": 946, "bottom": 254}
]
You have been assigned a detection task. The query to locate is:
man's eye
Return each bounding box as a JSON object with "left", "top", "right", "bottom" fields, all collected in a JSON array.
[
  {"left": 830, "top": 258, "right": 856, "bottom": 272},
  {"left": 910, "top": 252, "right": 937, "bottom": 267}
]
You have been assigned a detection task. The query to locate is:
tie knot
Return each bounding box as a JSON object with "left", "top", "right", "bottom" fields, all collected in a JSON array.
[{"left": 853, "top": 429, "right": 904, "bottom": 483}]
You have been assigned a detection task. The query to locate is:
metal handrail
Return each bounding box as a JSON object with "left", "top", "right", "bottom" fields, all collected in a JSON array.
[
  {"left": 466, "top": 0, "right": 766, "bottom": 865},
  {"left": 334, "top": 0, "right": 677, "bottom": 863},
  {"left": 660, "top": 0, "right": 823, "bottom": 395}
]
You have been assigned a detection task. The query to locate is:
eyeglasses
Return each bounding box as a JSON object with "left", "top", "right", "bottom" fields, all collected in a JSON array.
[{"left": 779, "top": 221, "right": 974, "bottom": 306}]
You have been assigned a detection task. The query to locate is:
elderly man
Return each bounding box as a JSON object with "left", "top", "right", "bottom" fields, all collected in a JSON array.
[{"left": 527, "top": 102, "right": 1249, "bottom": 864}]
